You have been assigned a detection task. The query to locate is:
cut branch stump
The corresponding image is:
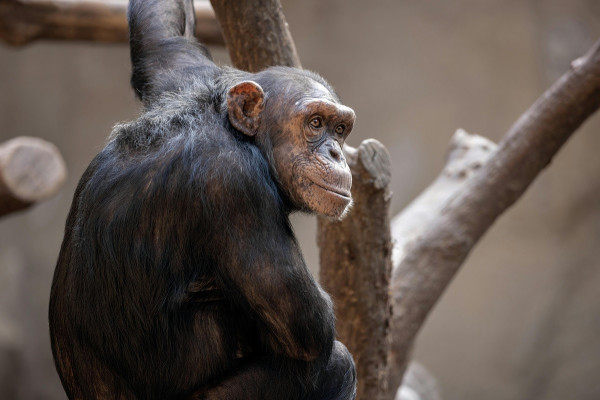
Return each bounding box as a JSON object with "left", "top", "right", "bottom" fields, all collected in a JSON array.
[{"left": 0, "top": 136, "right": 67, "bottom": 218}]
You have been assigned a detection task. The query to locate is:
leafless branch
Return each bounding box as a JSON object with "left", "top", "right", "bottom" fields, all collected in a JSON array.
[
  {"left": 209, "top": 0, "right": 301, "bottom": 72},
  {"left": 386, "top": 39, "right": 600, "bottom": 397}
]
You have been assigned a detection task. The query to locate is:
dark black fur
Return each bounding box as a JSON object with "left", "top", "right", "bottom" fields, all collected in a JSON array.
[{"left": 49, "top": 0, "right": 355, "bottom": 399}]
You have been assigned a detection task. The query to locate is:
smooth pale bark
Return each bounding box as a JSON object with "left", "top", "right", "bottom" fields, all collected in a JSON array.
[
  {"left": 386, "top": 39, "right": 600, "bottom": 398},
  {"left": 391, "top": 129, "right": 497, "bottom": 269}
]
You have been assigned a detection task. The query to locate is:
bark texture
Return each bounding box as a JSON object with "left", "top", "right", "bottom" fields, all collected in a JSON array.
[
  {"left": 209, "top": 0, "right": 301, "bottom": 71},
  {"left": 386, "top": 39, "right": 600, "bottom": 397},
  {"left": 318, "top": 140, "right": 393, "bottom": 400},
  {"left": 0, "top": 0, "right": 223, "bottom": 46},
  {"left": 0, "top": 137, "right": 67, "bottom": 218}
]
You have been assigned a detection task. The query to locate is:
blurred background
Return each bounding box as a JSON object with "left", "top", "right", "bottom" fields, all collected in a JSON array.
[{"left": 1, "top": 0, "right": 599, "bottom": 399}]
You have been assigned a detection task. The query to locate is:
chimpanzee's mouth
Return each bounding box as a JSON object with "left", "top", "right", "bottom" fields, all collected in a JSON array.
[{"left": 311, "top": 181, "right": 351, "bottom": 200}]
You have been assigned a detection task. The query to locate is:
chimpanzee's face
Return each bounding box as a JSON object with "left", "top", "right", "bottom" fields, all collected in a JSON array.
[
  {"left": 269, "top": 82, "right": 355, "bottom": 218},
  {"left": 227, "top": 75, "right": 355, "bottom": 219}
]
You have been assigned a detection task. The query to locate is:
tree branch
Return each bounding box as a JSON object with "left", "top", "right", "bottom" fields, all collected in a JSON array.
[
  {"left": 209, "top": 0, "right": 301, "bottom": 72},
  {"left": 318, "top": 140, "right": 393, "bottom": 400},
  {"left": 0, "top": 136, "right": 67, "bottom": 218},
  {"left": 387, "top": 39, "right": 600, "bottom": 397},
  {"left": 387, "top": 129, "right": 497, "bottom": 397},
  {"left": 0, "top": 0, "right": 223, "bottom": 46},
  {"left": 391, "top": 129, "right": 497, "bottom": 269}
]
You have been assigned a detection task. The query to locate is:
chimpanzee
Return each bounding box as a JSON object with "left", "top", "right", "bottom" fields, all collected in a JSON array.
[{"left": 49, "top": 0, "right": 357, "bottom": 399}]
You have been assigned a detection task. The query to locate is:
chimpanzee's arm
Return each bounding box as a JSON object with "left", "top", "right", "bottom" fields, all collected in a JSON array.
[
  {"left": 128, "top": 0, "right": 217, "bottom": 102},
  {"left": 197, "top": 160, "right": 336, "bottom": 366},
  {"left": 220, "top": 219, "right": 335, "bottom": 365}
]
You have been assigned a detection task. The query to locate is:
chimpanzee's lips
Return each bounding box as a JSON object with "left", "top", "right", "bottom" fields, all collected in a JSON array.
[{"left": 311, "top": 180, "right": 351, "bottom": 199}]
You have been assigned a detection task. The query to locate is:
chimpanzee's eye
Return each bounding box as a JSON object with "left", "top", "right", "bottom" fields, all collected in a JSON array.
[
  {"left": 309, "top": 116, "right": 323, "bottom": 129},
  {"left": 335, "top": 124, "right": 345, "bottom": 136}
]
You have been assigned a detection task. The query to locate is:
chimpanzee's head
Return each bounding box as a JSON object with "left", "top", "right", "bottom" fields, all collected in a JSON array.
[{"left": 227, "top": 67, "right": 355, "bottom": 219}]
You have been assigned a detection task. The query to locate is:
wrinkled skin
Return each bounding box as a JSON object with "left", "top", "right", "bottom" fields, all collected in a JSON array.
[{"left": 229, "top": 74, "right": 356, "bottom": 218}]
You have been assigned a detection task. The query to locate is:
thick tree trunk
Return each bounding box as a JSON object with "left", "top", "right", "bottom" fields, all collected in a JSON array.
[
  {"left": 0, "top": 137, "right": 67, "bottom": 218},
  {"left": 0, "top": 0, "right": 223, "bottom": 46},
  {"left": 318, "top": 140, "right": 393, "bottom": 400}
]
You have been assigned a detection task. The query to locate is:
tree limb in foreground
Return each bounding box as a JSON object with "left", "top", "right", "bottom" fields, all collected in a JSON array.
[{"left": 0, "top": 0, "right": 223, "bottom": 46}]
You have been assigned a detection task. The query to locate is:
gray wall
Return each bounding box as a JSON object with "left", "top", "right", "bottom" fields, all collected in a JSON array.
[{"left": 1, "top": 0, "right": 599, "bottom": 399}]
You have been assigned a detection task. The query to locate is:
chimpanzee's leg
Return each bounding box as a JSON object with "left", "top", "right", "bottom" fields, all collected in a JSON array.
[{"left": 192, "top": 341, "right": 356, "bottom": 400}]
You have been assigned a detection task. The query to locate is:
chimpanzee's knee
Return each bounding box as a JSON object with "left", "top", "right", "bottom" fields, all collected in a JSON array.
[{"left": 312, "top": 341, "right": 356, "bottom": 400}]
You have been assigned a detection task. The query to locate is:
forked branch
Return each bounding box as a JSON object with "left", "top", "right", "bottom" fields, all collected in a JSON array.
[{"left": 387, "top": 39, "right": 600, "bottom": 397}]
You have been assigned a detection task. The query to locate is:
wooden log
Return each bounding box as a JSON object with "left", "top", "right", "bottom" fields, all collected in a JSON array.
[
  {"left": 0, "top": 0, "right": 224, "bottom": 46},
  {"left": 0, "top": 136, "right": 67, "bottom": 218}
]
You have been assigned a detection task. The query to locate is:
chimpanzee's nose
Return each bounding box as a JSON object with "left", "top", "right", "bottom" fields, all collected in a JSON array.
[
  {"left": 318, "top": 140, "right": 345, "bottom": 165},
  {"left": 329, "top": 145, "right": 342, "bottom": 162}
]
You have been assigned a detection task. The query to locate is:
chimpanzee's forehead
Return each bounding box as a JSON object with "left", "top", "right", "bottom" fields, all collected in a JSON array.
[
  {"left": 304, "top": 81, "right": 338, "bottom": 102},
  {"left": 258, "top": 67, "right": 340, "bottom": 104},
  {"left": 281, "top": 76, "right": 339, "bottom": 106}
]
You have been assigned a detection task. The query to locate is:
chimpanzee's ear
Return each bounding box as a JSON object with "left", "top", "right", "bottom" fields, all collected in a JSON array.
[{"left": 227, "top": 81, "right": 265, "bottom": 137}]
